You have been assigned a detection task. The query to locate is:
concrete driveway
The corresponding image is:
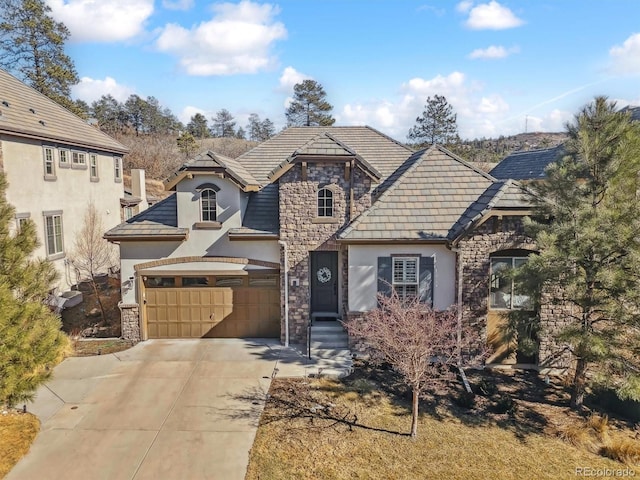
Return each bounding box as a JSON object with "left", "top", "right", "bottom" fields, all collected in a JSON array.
[{"left": 7, "top": 339, "right": 332, "bottom": 480}]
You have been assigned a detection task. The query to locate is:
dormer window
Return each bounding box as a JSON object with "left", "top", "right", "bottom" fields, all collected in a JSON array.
[
  {"left": 200, "top": 188, "right": 217, "bottom": 222},
  {"left": 317, "top": 187, "right": 333, "bottom": 217}
]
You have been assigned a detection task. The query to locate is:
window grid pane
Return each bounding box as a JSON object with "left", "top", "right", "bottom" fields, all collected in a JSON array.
[
  {"left": 317, "top": 188, "right": 333, "bottom": 217},
  {"left": 490, "top": 257, "right": 531, "bottom": 310},
  {"left": 44, "top": 148, "right": 54, "bottom": 175},
  {"left": 392, "top": 257, "right": 419, "bottom": 299},
  {"left": 90, "top": 155, "right": 98, "bottom": 177},
  {"left": 60, "top": 150, "right": 68, "bottom": 164},
  {"left": 201, "top": 190, "right": 216, "bottom": 221},
  {"left": 45, "top": 215, "right": 63, "bottom": 255}
]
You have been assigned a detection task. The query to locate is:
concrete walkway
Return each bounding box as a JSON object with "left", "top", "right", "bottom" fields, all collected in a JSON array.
[{"left": 7, "top": 339, "right": 348, "bottom": 480}]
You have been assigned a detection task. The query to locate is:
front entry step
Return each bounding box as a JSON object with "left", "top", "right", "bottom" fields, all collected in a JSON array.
[
  {"left": 307, "top": 322, "right": 352, "bottom": 376},
  {"left": 310, "top": 322, "right": 349, "bottom": 349}
]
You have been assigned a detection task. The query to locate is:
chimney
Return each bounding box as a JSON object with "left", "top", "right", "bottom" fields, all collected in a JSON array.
[{"left": 131, "top": 169, "right": 148, "bottom": 213}]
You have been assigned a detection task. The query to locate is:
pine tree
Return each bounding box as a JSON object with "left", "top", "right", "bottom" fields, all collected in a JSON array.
[
  {"left": 408, "top": 95, "right": 459, "bottom": 147},
  {"left": 0, "top": 0, "right": 80, "bottom": 115},
  {"left": 285, "top": 80, "right": 335, "bottom": 127},
  {"left": 515, "top": 97, "right": 640, "bottom": 408},
  {"left": 176, "top": 131, "right": 197, "bottom": 158},
  {"left": 0, "top": 173, "right": 68, "bottom": 407},
  {"left": 211, "top": 109, "right": 236, "bottom": 138},
  {"left": 187, "top": 113, "right": 209, "bottom": 139}
]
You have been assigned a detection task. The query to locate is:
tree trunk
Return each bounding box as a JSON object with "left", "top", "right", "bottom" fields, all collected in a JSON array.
[
  {"left": 411, "top": 387, "right": 419, "bottom": 439},
  {"left": 91, "top": 280, "right": 107, "bottom": 325},
  {"left": 570, "top": 357, "right": 588, "bottom": 408}
]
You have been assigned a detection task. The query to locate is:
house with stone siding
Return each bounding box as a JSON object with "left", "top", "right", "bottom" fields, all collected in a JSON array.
[{"left": 106, "top": 126, "right": 565, "bottom": 371}]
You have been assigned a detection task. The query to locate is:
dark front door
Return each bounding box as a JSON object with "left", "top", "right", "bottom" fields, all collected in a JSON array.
[{"left": 310, "top": 251, "right": 339, "bottom": 316}]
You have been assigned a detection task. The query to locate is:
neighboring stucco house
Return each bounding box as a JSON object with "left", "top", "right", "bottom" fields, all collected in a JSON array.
[
  {"left": 106, "top": 126, "right": 574, "bottom": 369},
  {"left": 0, "top": 68, "right": 129, "bottom": 298}
]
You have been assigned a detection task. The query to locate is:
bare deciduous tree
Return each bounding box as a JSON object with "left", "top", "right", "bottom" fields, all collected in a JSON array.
[
  {"left": 71, "top": 203, "right": 117, "bottom": 323},
  {"left": 344, "top": 292, "right": 487, "bottom": 438}
]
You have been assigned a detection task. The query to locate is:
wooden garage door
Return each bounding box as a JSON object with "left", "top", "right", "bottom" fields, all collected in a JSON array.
[{"left": 145, "top": 282, "right": 280, "bottom": 339}]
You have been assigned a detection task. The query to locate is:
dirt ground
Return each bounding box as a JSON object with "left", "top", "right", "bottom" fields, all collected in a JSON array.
[
  {"left": 60, "top": 276, "right": 122, "bottom": 338},
  {"left": 348, "top": 360, "right": 640, "bottom": 444}
]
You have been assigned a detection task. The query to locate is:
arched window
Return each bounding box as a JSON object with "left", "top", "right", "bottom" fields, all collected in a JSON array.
[
  {"left": 200, "top": 189, "right": 217, "bottom": 222},
  {"left": 317, "top": 187, "right": 333, "bottom": 217}
]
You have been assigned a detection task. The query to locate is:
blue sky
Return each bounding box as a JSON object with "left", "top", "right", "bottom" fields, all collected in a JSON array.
[{"left": 49, "top": 0, "right": 640, "bottom": 140}]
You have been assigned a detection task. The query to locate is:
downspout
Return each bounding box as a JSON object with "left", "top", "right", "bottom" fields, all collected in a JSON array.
[
  {"left": 450, "top": 245, "right": 464, "bottom": 364},
  {"left": 278, "top": 240, "right": 290, "bottom": 347}
]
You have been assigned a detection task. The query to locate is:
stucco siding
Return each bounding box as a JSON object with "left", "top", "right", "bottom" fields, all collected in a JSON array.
[
  {"left": 2, "top": 135, "right": 124, "bottom": 291},
  {"left": 347, "top": 243, "right": 456, "bottom": 312}
]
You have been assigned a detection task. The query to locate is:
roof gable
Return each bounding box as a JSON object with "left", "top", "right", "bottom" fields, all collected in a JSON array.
[
  {"left": 236, "top": 126, "right": 413, "bottom": 184},
  {"left": 0, "top": 68, "right": 128, "bottom": 154},
  {"left": 267, "top": 132, "right": 382, "bottom": 182},
  {"left": 165, "top": 150, "right": 259, "bottom": 191}
]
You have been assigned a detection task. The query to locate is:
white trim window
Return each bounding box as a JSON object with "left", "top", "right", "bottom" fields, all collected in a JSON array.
[
  {"left": 59, "top": 149, "right": 70, "bottom": 168},
  {"left": 490, "top": 257, "right": 530, "bottom": 309},
  {"left": 114, "top": 157, "right": 122, "bottom": 182},
  {"left": 317, "top": 187, "right": 333, "bottom": 217},
  {"left": 89, "top": 153, "right": 99, "bottom": 181},
  {"left": 43, "top": 146, "right": 56, "bottom": 179},
  {"left": 392, "top": 256, "right": 419, "bottom": 299},
  {"left": 124, "top": 206, "right": 134, "bottom": 220},
  {"left": 200, "top": 188, "right": 217, "bottom": 222},
  {"left": 72, "top": 151, "right": 86, "bottom": 168},
  {"left": 44, "top": 212, "right": 64, "bottom": 257},
  {"left": 15, "top": 213, "right": 30, "bottom": 233}
]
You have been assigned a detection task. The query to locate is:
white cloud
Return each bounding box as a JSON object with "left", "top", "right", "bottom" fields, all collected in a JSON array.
[
  {"left": 179, "top": 106, "right": 209, "bottom": 125},
  {"left": 609, "top": 33, "right": 640, "bottom": 74},
  {"left": 46, "top": 0, "right": 153, "bottom": 42},
  {"left": 468, "top": 45, "right": 519, "bottom": 59},
  {"left": 456, "top": 1, "right": 474, "bottom": 13},
  {"left": 162, "top": 0, "right": 193, "bottom": 11},
  {"left": 155, "top": 0, "right": 287, "bottom": 76},
  {"left": 463, "top": 1, "right": 524, "bottom": 30},
  {"left": 279, "top": 66, "right": 310, "bottom": 91},
  {"left": 71, "top": 76, "right": 134, "bottom": 103}
]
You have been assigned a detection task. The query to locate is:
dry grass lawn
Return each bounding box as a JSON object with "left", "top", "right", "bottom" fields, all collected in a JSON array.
[
  {"left": 247, "top": 370, "right": 639, "bottom": 480},
  {"left": 0, "top": 411, "right": 39, "bottom": 478}
]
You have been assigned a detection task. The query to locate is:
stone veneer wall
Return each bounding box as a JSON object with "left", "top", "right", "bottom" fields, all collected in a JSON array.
[
  {"left": 119, "top": 303, "right": 141, "bottom": 341},
  {"left": 458, "top": 217, "right": 534, "bottom": 359},
  {"left": 457, "top": 215, "right": 571, "bottom": 370},
  {"left": 279, "top": 162, "right": 372, "bottom": 344}
]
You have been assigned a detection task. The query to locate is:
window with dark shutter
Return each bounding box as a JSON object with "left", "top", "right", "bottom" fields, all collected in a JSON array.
[{"left": 377, "top": 255, "right": 434, "bottom": 306}]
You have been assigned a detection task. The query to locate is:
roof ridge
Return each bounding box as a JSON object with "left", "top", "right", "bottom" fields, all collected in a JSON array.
[
  {"left": 506, "top": 144, "right": 566, "bottom": 156},
  {"left": 0, "top": 68, "right": 128, "bottom": 152},
  {"left": 435, "top": 144, "right": 498, "bottom": 182},
  {"left": 363, "top": 125, "right": 415, "bottom": 153}
]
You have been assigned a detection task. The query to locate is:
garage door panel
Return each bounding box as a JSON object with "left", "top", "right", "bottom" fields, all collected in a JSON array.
[{"left": 146, "top": 284, "right": 280, "bottom": 339}]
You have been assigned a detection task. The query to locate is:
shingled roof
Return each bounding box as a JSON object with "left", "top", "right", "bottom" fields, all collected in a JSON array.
[
  {"left": 0, "top": 68, "right": 128, "bottom": 154},
  {"left": 267, "top": 132, "right": 382, "bottom": 182},
  {"left": 449, "top": 180, "right": 533, "bottom": 241},
  {"left": 339, "top": 146, "right": 498, "bottom": 241},
  {"left": 236, "top": 126, "right": 413, "bottom": 184},
  {"left": 165, "top": 150, "right": 259, "bottom": 191},
  {"left": 621, "top": 105, "right": 640, "bottom": 122},
  {"left": 490, "top": 144, "right": 565, "bottom": 180},
  {"left": 104, "top": 194, "right": 188, "bottom": 241},
  {"left": 229, "top": 183, "right": 280, "bottom": 238}
]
